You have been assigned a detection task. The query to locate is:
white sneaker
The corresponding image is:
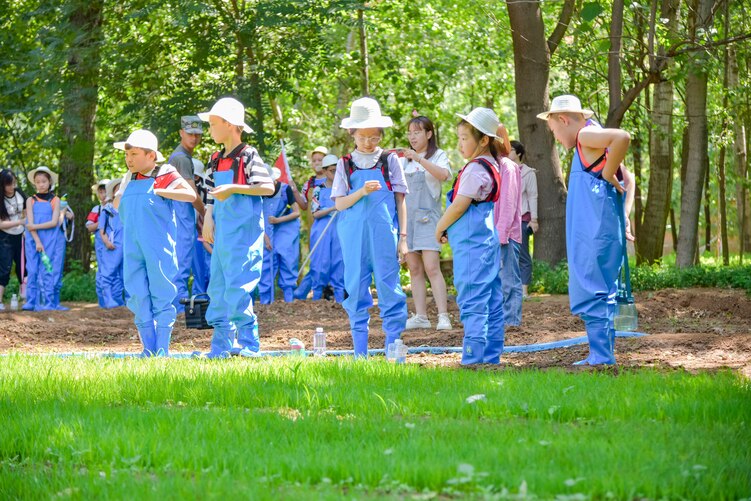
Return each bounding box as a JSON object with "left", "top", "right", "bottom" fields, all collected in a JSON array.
[
  {"left": 436, "top": 313, "right": 452, "bottom": 330},
  {"left": 405, "top": 314, "right": 431, "bottom": 330}
]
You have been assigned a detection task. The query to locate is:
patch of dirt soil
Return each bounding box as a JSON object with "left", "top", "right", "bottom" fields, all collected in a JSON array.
[{"left": 1, "top": 288, "right": 749, "bottom": 375}]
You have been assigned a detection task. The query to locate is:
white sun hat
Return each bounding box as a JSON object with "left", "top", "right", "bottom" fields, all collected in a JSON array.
[
  {"left": 456, "top": 107, "right": 501, "bottom": 138},
  {"left": 310, "top": 146, "right": 329, "bottom": 156},
  {"left": 536, "top": 94, "right": 594, "bottom": 121},
  {"left": 113, "top": 129, "right": 166, "bottom": 163},
  {"left": 105, "top": 178, "right": 122, "bottom": 201},
  {"left": 320, "top": 154, "right": 339, "bottom": 168},
  {"left": 340, "top": 97, "right": 393, "bottom": 129},
  {"left": 27, "top": 166, "right": 59, "bottom": 186},
  {"left": 192, "top": 157, "right": 205, "bottom": 177},
  {"left": 91, "top": 179, "right": 111, "bottom": 192},
  {"left": 198, "top": 97, "right": 253, "bottom": 133}
]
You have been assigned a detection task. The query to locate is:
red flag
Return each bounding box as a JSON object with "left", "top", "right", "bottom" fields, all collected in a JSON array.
[{"left": 273, "top": 141, "right": 292, "bottom": 185}]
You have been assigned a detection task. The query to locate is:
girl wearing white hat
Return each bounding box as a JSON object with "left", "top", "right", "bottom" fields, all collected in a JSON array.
[
  {"left": 331, "top": 97, "right": 409, "bottom": 357},
  {"left": 22, "top": 166, "right": 62, "bottom": 311},
  {"left": 434, "top": 108, "right": 505, "bottom": 365}
]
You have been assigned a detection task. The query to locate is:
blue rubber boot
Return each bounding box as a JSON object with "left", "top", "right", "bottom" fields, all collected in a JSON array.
[
  {"left": 137, "top": 324, "right": 157, "bottom": 358},
  {"left": 154, "top": 327, "right": 172, "bottom": 357},
  {"left": 573, "top": 315, "right": 616, "bottom": 366},
  {"left": 461, "top": 339, "right": 486, "bottom": 365}
]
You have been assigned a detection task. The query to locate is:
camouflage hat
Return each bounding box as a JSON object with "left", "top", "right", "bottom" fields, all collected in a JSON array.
[{"left": 181, "top": 115, "right": 203, "bottom": 134}]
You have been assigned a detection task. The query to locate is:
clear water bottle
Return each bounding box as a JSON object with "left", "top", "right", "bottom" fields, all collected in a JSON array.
[
  {"left": 386, "top": 342, "right": 396, "bottom": 362},
  {"left": 313, "top": 327, "right": 326, "bottom": 357},
  {"left": 394, "top": 339, "right": 407, "bottom": 364},
  {"left": 614, "top": 302, "right": 638, "bottom": 332},
  {"left": 9, "top": 294, "right": 18, "bottom": 311}
]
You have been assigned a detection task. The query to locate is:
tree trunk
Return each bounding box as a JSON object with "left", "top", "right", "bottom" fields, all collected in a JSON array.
[
  {"left": 703, "top": 159, "right": 711, "bottom": 252},
  {"left": 728, "top": 46, "right": 750, "bottom": 257},
  {"left": 58, "top": 0, "right": 104, "bottom": 271},
  {"left": 718, "top": 144, "right": 729, "bottom": 264},
  {"left": 606, "top": 0, "right": 624, "bottom": 126},
  {"left": 676, "top": 0, "right": 714, "bottom": 268},
  {"left": 507, "top": 0, "right": 574, "bottom": 265}
]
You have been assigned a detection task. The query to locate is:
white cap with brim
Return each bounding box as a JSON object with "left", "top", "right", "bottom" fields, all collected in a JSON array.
[
  {"left": 340, "top": 97, "right": 393, "bottom": 129},
  {"left": 456, "top": 107, "right": 501, "bottom": 138},
  {"left": 320, "top": 154, "right": 339, "bottom": 168},
  {"left": 28, "top": 166, "right": 59, "bottom": 186},
  {"left": 105, "top": 178, "right": 122, "bottom": 201},
  {"left": 192, "top": 157, "right": 205, "bottom": 177},
  {"left": 310, "top": 146, "right": 328, "bottom": 156},
  {"left": 91, "top": 179, "right": 111, "bottom": 192},
  {"left": 113, "top": 129, "right": 166, "bottom": 163},
  {"left": 198, "top": 97, "right": 253, "bottom": 133},
  {"left": 536, "top": 94, "right": 594, "bottom": 121}
]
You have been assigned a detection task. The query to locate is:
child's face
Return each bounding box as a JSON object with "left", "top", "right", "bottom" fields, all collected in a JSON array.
[
  {"left": 311, "top": 153, "right": 325, "bottom": 173},
  {"left": 353, "top": 128, "right": 382, "bottom": 154},
  {"left": 457, "top": 124, "right": 485, "bottom": 159},
  {"left": 547, "top": 114, "right": 579, "bottom": 149},
  {"left": 97, "top": 186, "right": 106, "bottom": 202},
  {"left": 408, "top": 124, "right": 431, "bottom": 152},
  {"left": 125, "top": 147, "right": 156, "bottom": 174},
  {"left": 3, "top": 177, "right": 16, "bottom": 197},
  {"left": 209, "top": 116, "right": 234, "bottom": 144},
  {"left": 34, "top": 173, "right": 51, "bottom": 193},
  {"left": 322, "top": 164, "right": 336, "bottom": 182}
]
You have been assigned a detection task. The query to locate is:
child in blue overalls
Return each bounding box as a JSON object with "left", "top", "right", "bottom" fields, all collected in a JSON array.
[
  {"left": 331, "top": 97, "right": 409, "bottom": 357},
  {"left": 87, "top": 180, "right": 109, "bottom": 307},
  {"left": 310, "top": 154, "right": 344, "bottom": 302},
  {"left": 98, "top": 179, "right": 125, "bottom": 308},
  {"left": 538, "top": 95, "right": 629, "bottom": 365},
  {"left": 113, "top": 129, "right": 196, "bottom": 357},
  {"left": 199, "top": 98, "right": 275, "bottom": 358},
  {"left": 435, "top": 108, "right": 505, "bottom": 365},
  {"left": 259, "top": 166, "right": 301, "bottom": 303},
  {"left": 51, "top": 194, "right": 74, "bottom": 310},
  {"left": 191, "top": 158, "right": 212, "bottom": 296},
  {"left": 23, "top": 166, "right": 61, "bottom": 311}
]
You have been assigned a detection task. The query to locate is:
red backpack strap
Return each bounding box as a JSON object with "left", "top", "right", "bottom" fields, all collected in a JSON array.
[{"left": 474, "top": 157, "right": 501, "bottom": 203}]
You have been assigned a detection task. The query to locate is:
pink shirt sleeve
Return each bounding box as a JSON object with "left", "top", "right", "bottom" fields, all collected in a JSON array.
[{"left": 493, "top": 157, "right": 523, "bottom": 245}]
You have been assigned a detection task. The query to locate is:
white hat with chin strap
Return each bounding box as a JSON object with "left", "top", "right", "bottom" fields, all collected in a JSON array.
[
  {"left": 113, "top": 129, "right": 166, "bottom": 163},
  {"left": 198, "top": 97, "right": 253, "bottom": 133}
]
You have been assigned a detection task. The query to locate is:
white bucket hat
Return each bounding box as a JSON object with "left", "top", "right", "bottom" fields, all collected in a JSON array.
[
  {"left": 456, "top": 108, "right": 501, "bottom": 138},
  {"left": 113, "top": 129, "right": 165, "bottom": 163},
  {"left": 198, "top": 97, "right": 253, "bottom": 133},
  {"left": 320, "top": 154, "right": 339, "bottom": 168},
  {"left": 27, "top": 166, "right": 59, "bottom": 186},
  {"left": 340, "top": 97, "right": 393, "bottom": 129},
  {"left": 105, "top": 178, "right": 122, "bottom": 201},
  {"left": 192, "top": 157, "right": 205, "bottom": 177},
  {"left": 91, "top": 179, "right": 110, "bottom": 192},
  {"left": 310, "top": 146, "right": 328, "bottom": 156},
  {"left": 536, "top": 94, "right": 594, "bottom": 121}
]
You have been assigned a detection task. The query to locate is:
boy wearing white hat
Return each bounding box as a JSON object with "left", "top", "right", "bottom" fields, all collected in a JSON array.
[
  {"left": 112, "top": 129, "right": 196, "bottom": 356},
  {"left": 538, "top": 94, "right": 630, "bottom": 366},
  {"left": 331, "top": 97, "right": 409, "bottom": 357},
  {"left": 435, "top": 108, "right": 505, "bottom": 365},
  {"left": 87, "top": 179, "right": 109, "bottom": 307},
  {"left": 199, "top": 97, "right": 275, "bottom": 358},
  {"left": 22, "top": 166, "right": 62, "bottom": 311}
]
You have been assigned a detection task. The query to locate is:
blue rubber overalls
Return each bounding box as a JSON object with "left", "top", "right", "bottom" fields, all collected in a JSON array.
[
  {"left": 191, "top": 237, "right": 211, "bottom": 295},
  {"left": 22, "top": 196, "right": 58, "bottom": 311},
  {"left": 51, "top": 212, "right": 69, "bottom": 310},
  {"left": 566, "top": 137, "right": 624, "bottom": 365},
  {"left": 336, "top": 161, "right": 407, "bottom": 357},
  {"left": 294, "top": 176, "right": 326, "bottom": 300},
  {"left": 119, "top": 174, "right": 178, "bottom": 357},
  {"left": 259, "top": 183, "right": 299, "bottom": 303},
  {"left": 92, "top": 206, "right": 106, "bottom": 307},
  {"left": 446, "top": 159, "right": 505, "bottom": 365},
  {"left": 205, "top": 167, "right": 264, "bottom": 357},
  {"left": 98, "top": 204, "right": 125, "bottom": 308},
  {"left": 168, "top": 151, "right": 196, "bottom": 313},
  {"left": 310, "top": 185, "right": 344, "bottom": 302},
  {"left": 258, "top": 194, "right": 276, "bottom": 304}
]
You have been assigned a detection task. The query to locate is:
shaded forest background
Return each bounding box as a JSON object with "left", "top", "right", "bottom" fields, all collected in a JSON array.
[{"left": 1, "top": 0, "right": 750, "bottom": 273}]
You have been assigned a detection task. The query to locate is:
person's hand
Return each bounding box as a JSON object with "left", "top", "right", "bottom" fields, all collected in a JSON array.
[
  {"left": 529, "top": 219, "right": 539, "bottom": 234},
  {"left": 202, "top": 215, "right": 215, "bottom": 245},
  {"left": 397, "top": 236, "right": 408, "bottom": 263},
  {"left": 16, "top": 220, "right": 26, "bottom": 228},
  {"left": 264, "top": 234, "right": 272, "bottom": 251},
  {"left": 625, "top": 217, "right": 635, "bottom": 242},
  {"left": 105, "top": 241, "right": 116, "bottom": 250},
  {"left": 209, "top": 185, "right": 234, "bottom": 201},
  {"left": 361, "top": 180, "right": 381, "bottom": 195},
  {"left": 65, "top": 210, "right": 74, "bottom": 221},
  {"left": 26, "top": 223, "right": 35, "bottom": 231},
  {"left": 435, "top": 229, "right": 448, "bottom": 244},
  {"left": 268, "top": 216, "right": 279, "bottom": 225},
  {"left": 35, "top": 242, "right": 44, "bottom": 252},
  {"left": 402, "top": 149, "right": 418, "bottom": 161},
  {"left": 606, "top": 176, "right": 625, "bottom": 194}
]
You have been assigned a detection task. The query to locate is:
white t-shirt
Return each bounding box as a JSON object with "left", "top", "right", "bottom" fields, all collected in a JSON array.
[
  {"left": 2, "top": 192, "right": 25, "bottom": 235},
  {"left": 402, "top": 149, "right": 451, "bottom": 200}
]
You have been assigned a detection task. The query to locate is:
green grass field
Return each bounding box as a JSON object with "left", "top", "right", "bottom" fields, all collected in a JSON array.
[{"left": 1, "top": 356, "right": 749, "bottom": 499}]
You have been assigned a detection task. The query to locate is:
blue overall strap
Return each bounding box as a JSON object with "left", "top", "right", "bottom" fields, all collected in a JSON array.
[{"left": 616, "top": 192, "right": 633, "bottom": 301}]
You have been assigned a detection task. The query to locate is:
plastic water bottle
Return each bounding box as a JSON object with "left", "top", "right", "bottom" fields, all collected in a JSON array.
[
  {"left": 40, "top": 252, "right": 53, "bottom": 273},
  {"left": 289, "top": 338, "right": 306, "bottom": 356},
  {"left": 394, "top": 339, "right": 407, "bottom": 364},
  {"left": 9, "top": 294, "right": 18, "bottom": 311},
  {"left": 614, "top": 302, "right": 639, "bottom": 332},
  {"left": 313, "top": 327, "right": 326, "bottom": 357},
  {"left": 386, "top": 342, "right": 396, "bottom": 362}
]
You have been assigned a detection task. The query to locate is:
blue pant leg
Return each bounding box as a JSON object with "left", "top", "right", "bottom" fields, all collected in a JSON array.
[
  {"left": 340, "top": 228, "right": 373, "bottom": 357},
  {"left": 205, "top": 246, "right": 234, "bottom": 355},
  {"left": 500, "top": 241, "right": 523, "bottom": 326},
  {"left": 331, "top": 230, "right": 345, "bottom": 302},
  {"left": 484, "top": 268, "right": 505, "bottom": 364},
  {"left": 172, "top": 202, "right": 195, "bottom": 313},
  {"left": 225, "top": 219, "right": 264, "bottom": 333},
  {"left": 276, "top": 240, "right": 298, "bottom": 302},
  {"left": 294, "top": 273, "right": 312, "bottom": 300},
  {"left": 369, "top": 225, "right": 407, "bottom": 348},
  {"left": 52, "top": 235, "right": 65, "bottom": 308},
  {"left": 191, "top": 239, "right": 210, "bottom": 295},
  {"left": 124, "top": 245, "right": 156, "bottom": 354},
  {"left": 258, "top": 238, "right": 275, "bottom": 304},
  {"left": 310, "top": 231, "right": 331, "bottom": 300},
  {"left": 519, "top": 221, "right": 532, "bottom": 285},
  {"left": 22, "top": 242, "right": 38, "bottom": 310},
  {"left": 94, "top": 240, "right": 106, "bottom": 307}
]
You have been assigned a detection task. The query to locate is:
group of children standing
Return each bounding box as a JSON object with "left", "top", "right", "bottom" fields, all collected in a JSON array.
[{"left": 0, "top": 92, "right": 629, "bottom": 367}]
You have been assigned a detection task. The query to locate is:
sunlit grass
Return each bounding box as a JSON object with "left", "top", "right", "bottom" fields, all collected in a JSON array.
[{"left": 1, "top": 356, "right": 749, "bottom": 499}]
